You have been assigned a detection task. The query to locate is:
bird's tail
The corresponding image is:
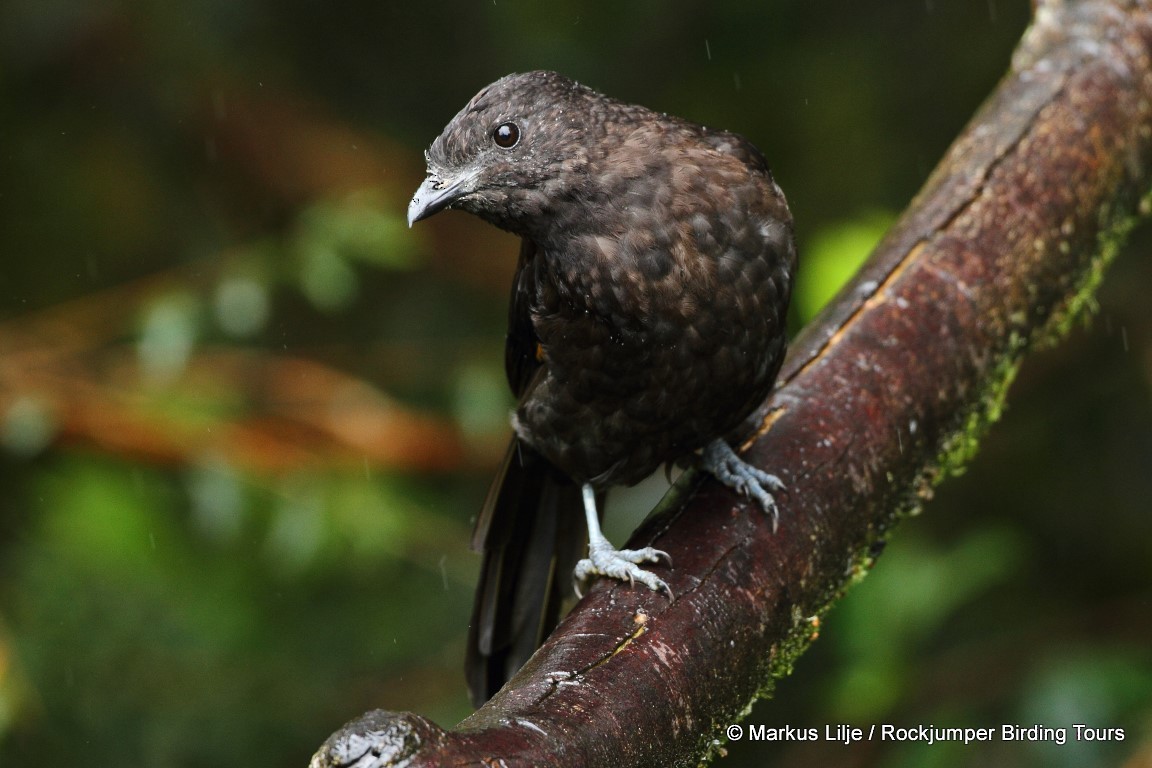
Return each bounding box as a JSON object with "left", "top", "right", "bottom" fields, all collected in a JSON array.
[{"left": 466, "top": 439, "right": 585, "bottom": 707}]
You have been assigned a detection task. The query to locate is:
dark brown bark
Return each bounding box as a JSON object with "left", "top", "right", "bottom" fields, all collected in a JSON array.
[{"left": 312, "top": 2, "right": 1152, "bottom": 765}]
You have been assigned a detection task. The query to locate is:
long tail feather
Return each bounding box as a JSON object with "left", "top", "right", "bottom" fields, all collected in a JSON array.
[{"left": 466, "top": 439, "right": 584, "bottom": 706}]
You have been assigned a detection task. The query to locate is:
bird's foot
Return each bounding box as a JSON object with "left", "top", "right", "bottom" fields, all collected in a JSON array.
[
  {"left": 702, "top": 439, "right": 785, "bottom": 531},
  {"left": 573, "top": 536, "right": 671, "bottom": 598}
]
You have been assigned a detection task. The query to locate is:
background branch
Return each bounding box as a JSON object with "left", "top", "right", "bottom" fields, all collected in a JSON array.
[{"left": 313, "top": 1, "right": 1152, "bottom": 766}]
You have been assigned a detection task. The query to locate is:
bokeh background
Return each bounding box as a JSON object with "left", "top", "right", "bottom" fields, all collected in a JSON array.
[{"left": 2, "top": 1, "right": 1150, "bottom": 766}]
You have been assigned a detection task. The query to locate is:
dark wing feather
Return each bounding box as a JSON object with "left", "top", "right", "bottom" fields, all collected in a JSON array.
[
  {"left": 471, "top": 236, "right": 543, "bottom": 553},
  {"left": 505, "top": 237, "right": 543, "bottom": 398}
]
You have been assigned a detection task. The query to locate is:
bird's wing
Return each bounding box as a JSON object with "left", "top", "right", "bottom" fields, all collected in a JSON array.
[
  {"left": 504, "top": 237, "right": 544, "bottom": 399},
  {"left": 472, "top": 236, "right": 545, "bottom": 554}
]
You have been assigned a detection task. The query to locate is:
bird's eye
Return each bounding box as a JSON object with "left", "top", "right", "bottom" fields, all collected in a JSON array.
[{"left": 492, "top": 122, "right": 521, "bottom": 149}]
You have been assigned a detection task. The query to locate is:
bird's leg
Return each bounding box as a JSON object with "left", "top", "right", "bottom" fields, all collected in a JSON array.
[
  {"left": 702, "top": 439, "right": 785, "bottom": 531},
  {"left": 573, "top": 484, "right": 671, "bottom": 597}
]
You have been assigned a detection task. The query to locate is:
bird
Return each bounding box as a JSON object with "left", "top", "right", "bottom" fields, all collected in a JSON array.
[{"left": 407, "top": 71, "right": 796, "bottom": 706}]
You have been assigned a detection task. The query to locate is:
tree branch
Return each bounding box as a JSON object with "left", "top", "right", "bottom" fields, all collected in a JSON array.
[{"left": 312, "top": 2, "right": 1152, "bottom": 765}]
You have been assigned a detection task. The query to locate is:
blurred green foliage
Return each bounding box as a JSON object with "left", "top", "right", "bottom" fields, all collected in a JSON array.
[
  {"left": 795, "top": 211, "right": 892, "bottom": 320},
  {"left": 1, "top": 1, "right": 1150, "bottom": 767}
]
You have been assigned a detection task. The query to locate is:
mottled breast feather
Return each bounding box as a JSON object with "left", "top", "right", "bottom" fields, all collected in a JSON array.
[{"left": 500, "top": 82, "right": 795, "bottom": 486}]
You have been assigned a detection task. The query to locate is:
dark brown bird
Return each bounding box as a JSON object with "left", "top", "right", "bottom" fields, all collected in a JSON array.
[{"left": 408, "top": 71, "right": 796, "bottom": 706}]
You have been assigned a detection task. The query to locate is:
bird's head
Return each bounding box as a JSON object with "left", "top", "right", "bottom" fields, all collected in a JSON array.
[{"left": 407, "top": 71, "right": 611, "bottom": 237}]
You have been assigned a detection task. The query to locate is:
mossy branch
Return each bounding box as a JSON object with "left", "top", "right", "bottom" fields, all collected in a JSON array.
[{"left": 312, "top": 2, "right": 1152, "bottom": 766}]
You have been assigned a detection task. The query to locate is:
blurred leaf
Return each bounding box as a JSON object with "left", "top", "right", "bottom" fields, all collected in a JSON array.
[
  {"left": 452, "top": 361, "right": 512, "bottom": 445},
  {"left": 1, "top": 396, "right": 56, "bottom": 457},
  {"left": 136, "top": 292, "right": 203, "bottom": 385},
  {"left": 298, "top": 240, "right": 358, "bottom": 310},
  {"left": 213, "top": 275, "right": 271, "bottom": 338},
  {"left": 796, "top": 211, "right": 894, "bottom": 321},
  {"left": 828, "top": 525, "right": 1027, "bottom": 721},
  {"left": 292, "top": 189, "right": 418, "bottom": 311},
  {"left": 187, "top": 454, "right": 248, "bottom": 544}
]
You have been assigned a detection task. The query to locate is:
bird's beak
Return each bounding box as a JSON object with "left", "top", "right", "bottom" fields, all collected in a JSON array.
[{"left": 407, "top": 172, "right": 467, "bottom": 227}]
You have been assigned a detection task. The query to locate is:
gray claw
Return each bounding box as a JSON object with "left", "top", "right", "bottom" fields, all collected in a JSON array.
[
  {"left": 574, "top": 539, "right": 671, "bottom": 597},
  {"left": 702, "top": 439, "right": 785, "bottom": 530}
]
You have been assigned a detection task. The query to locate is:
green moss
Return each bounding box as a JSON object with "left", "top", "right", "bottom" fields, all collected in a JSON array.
[
  {"left": 932, "top": 177, "right": 1144, "bottom": 488},
  {"left": 935, "top": 345, "right": 1024, "bottom": 483}
]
